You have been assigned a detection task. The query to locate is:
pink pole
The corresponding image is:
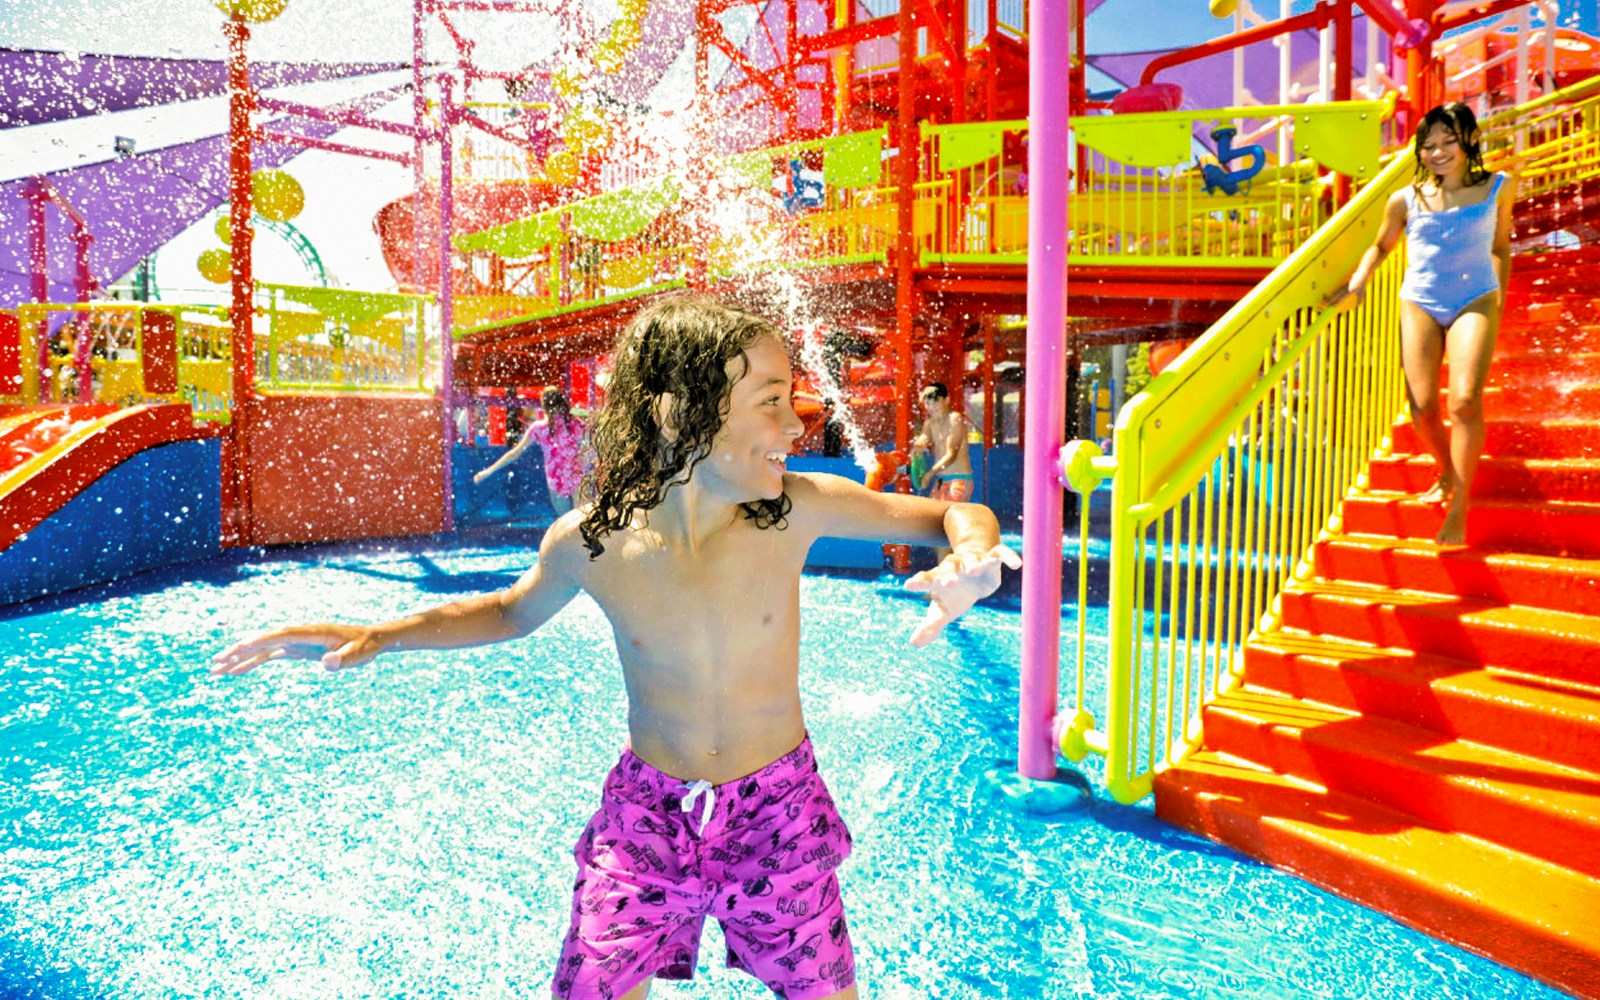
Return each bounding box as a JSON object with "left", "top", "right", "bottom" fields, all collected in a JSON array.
[
  {"left": 439, "top": 73, "right": 457, "bottom": 533},
  {"left": 25, "top": 178, "right": 50, "bottom": 400},
  {"left": 74, "top": 229, "right": 94, "bottom": 401},
  {"left": 1018, "top": 0, "right": 1072, "bottom": 781}
]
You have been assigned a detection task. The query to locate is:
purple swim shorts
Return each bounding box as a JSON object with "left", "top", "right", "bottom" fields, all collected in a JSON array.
[{"left": 552, "top": 737, "right": 855, "bottom": 1000}]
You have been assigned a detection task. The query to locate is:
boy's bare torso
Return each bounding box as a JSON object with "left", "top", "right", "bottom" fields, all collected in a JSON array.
[
  {"left": 925, "top": 410, "right": 972, "bottom": 476},
  {"left": 558, "top": 480, "right": 823, "bottom": 785}
]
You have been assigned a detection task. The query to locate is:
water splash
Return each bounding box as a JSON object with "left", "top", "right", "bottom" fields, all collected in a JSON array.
[{"left": 696, "top": 174, "right": 884, "bottom": 476}]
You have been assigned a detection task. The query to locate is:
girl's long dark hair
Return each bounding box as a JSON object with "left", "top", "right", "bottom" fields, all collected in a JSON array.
[
  {"left": 578, "top": 296, "right": 792, "bottom": 558},
  {"left": 541, "top": 386, "right": 578, "bottom": 434},
  {"left": 1413, "top": 102, "right": 1492, "bottom": 192}
]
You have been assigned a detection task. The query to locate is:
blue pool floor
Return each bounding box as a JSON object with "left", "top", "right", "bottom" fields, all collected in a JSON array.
[{"left": 0, "top": 533, "right": 1564, "bottom": 999}]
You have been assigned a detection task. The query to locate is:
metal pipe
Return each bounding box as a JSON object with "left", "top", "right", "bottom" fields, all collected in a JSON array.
[
  {"left": 439, "top": 73, "right": 458, "bottom": 533},
  {"left": 254, "top": 128, "right": 415, "bottom": 165}
]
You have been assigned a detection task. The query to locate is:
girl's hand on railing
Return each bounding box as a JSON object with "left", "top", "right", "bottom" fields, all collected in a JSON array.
[{"left": 1321, "top": 280, "right": 1365, "bottom": 311}]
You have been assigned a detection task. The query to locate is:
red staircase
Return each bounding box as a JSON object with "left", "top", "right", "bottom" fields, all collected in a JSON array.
[{"left": 1153, "top": 269, "right": 1600, "bottom": 996}]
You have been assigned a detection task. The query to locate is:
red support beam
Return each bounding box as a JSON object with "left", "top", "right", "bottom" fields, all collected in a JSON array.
[
  {"left": 796, "top": 15, "right": 897, "bottom": 55},
  {"left": 1142, "top": 4, "right": 1336, "bottom": 86},
  {"left": 225, "top": 14, "right": 256, "bottom": 547}
]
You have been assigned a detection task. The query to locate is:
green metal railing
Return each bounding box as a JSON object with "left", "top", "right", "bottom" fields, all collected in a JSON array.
[
  {"left": 444, "top": 102, "right": 1395, "bottom": 339},
  {"left": 256, "top": 283, "right": 431, "bottom": 392}
]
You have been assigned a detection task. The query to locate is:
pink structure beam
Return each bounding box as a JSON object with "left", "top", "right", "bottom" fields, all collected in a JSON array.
[
  {"left": 24, "top": 179, "right": 49, "bottom": 393},
  {"left": 254, "top": 128, "right": 415, "bottom": 166},
  {"left": 254, "top": 96, "right": 436, "bottom": 140},
  {"left": 457, "top": 108, "right": 545, "bottom": 155},
  {"left": 1018, "top": 0, "right": 1072, "bottom": 781},
  {"left": 22, "top": 177, "right": 98, "bottom": 401},
  {"left": 438, "top": 72, "right": 458, "bottom": 534}
]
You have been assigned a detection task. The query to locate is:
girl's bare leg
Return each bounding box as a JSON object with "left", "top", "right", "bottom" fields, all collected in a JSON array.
[
  {"left": 1438, "top": 296, "right": 1501, "bottom": 546},
  {"left": 1398, "top": 301, "right": 1454, "bottom": 503}
]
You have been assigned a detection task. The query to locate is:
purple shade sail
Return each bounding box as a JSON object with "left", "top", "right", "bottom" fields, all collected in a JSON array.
[
  {"left": 0, "top": 46, "right": 407, "bottom": 130},
  {"left": 480, "top": 3, "right": 697, "bottom": 113},
  {"left": 0, "top": 85, "right": 408, "bottom": 309},
  {"left": 1088, "top": 18, "right": 1391, "bottom": 158},
  {"left": 1088, "top": 16, "right": 1391, "bottom": 117}
]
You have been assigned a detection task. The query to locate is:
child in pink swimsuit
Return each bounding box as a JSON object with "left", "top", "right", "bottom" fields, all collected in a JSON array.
[
  {"left": 214, "top": 296, "right": 1021, "bottom": 1000},
  {"left": 476, "top": 388, "right": 588, "bottom": 515}
]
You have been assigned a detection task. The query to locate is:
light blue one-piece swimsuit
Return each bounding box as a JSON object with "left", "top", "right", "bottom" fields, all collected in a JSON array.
[{"left": 1398, "top": 172, "right": 1505, "bottom": 327}]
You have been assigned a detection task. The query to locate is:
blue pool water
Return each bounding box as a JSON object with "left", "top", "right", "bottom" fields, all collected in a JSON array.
[{"left": 0, "top": 535, "right": 1561, "bottom": 999}]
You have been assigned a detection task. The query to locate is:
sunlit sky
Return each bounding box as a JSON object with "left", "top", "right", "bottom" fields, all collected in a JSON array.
[
  {"left": 0, "top": 0, "right": 616, "bottom": 62},
  {"left": 3, "top": 0, "right": 1594, "bottom": 294}
]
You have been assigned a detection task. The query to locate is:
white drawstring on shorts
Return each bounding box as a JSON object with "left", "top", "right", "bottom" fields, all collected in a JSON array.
[{"left": 681, "top": 779, "right": 715, "bottom": 834}]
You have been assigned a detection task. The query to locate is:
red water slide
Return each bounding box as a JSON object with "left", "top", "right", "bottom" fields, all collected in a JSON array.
[{"left": 0, "top": 404, "right": 219, "bottom": 551}]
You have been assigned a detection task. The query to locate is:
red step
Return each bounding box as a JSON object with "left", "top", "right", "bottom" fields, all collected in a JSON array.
[
  {"left": 1194, "top": 688, "right": 1600, "bottom": 878},
  {"left": 1340, "top": 492, "right": 1600, "bottom": 557},
  {"left": 1276, "top": 579, "right": 1600, "bottom": 686},
  {"left": 1481, "top": 379, "right": 1600, "bottom": 421},
  {"left": 1365, "top": 454, "right": 1600, "bottom": 502},
  {"left": 1245, "top": 629, "right": 1600, "bottom": 771},
  {"left": 1488, "top": 351, "right": 1600, "bottom": 386},
  {"left": 1159, "top": 200, "right": 1600, "bottom": 1000},
  {"left": 1154, "top": 753, "right": 1600, "bottom": 998},
  {"left": 1313, "top": 533, "right": 1600, "bottom": 615},
  {"left": 1391, "top": 418, "right": 1600, "bottom": 459},
  {"left": 1494, "top": 306, "right": 1600, "bottom": 347}
]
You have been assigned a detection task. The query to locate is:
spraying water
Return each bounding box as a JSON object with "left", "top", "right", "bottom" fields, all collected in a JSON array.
[{"left": 697, "top": 167, "right": 886, "bottom": 476}]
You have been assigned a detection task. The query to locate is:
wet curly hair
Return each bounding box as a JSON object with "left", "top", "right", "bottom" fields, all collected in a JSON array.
[
  {"left": 578, "top": 295, "right": 792, "bottom": 558},
  {"left": 1412, "top": 102, "right": 1491, "bottom": 192}
]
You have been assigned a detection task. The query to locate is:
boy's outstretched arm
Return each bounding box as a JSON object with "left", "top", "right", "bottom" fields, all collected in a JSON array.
[
  {"left": 903, "top": 502, "right": 1022, "bottom": 647},
  {"left": 792, "top": 473, "right": 1020, "bottom": 647},
  {"left": 211, "top": 516, "right": 584, "bottom": 675}
]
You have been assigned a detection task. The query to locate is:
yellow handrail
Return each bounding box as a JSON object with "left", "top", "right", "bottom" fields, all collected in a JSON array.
[
  {"left": 1057, "top": 76, "right": 1600, "bottom": 804},
  {"left": 7, "top": 302, "right": 235, "bottom": 421}
]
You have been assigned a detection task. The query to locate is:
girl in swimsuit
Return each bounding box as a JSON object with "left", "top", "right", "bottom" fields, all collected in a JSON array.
[{"left": 1332, "top": 102, "right": 1515, "bottom": 546}]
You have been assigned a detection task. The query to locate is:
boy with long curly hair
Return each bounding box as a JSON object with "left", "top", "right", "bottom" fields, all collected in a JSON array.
[{"left": 214, "top": 296, "right": 1020, "bottom": 1000}]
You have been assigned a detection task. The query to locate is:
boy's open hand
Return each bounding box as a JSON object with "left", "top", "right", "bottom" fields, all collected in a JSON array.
[
  {"left": 904, "top": 544, "right": 1022, "bottom": 647},
  {"left": 211, "top": 624, "right": 381, "bottom": 675}
]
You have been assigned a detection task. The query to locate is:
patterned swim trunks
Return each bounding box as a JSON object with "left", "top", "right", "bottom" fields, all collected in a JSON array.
[
  {"left": 929, "top": 474, "right": 973, "bottom": 502},
  {"left": 552, "top": 737, "right": 855, "bottom": 1000}
]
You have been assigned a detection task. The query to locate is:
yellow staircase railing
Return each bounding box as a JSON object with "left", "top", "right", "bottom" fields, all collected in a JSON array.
[{"left": 1054, "top": 75, "right": 1600, "bottom": 804}]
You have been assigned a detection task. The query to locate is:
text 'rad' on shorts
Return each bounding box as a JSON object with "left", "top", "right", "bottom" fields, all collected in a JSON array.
[{"left": 553, "top": 736, "right": 855, "bottom": 1000}]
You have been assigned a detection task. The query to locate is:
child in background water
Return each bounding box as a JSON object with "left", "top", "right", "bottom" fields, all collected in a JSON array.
[
  {"left": 1331, "top": 102, "right": 1515, "bottom": 545},
  {"left": 477, "top": 387, "right": 587, "bottom": 515},
  {"left": 214, "top": 296, "right": 1021, "bottom": 1000}
]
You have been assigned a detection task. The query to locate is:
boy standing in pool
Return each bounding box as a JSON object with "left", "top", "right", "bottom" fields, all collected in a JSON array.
[
  {"left": 911, "top": 381, "right": 975, "bottom": 564},
  {"left": 214, "top": 296, "right": 1020, "bottom": 1000}
]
